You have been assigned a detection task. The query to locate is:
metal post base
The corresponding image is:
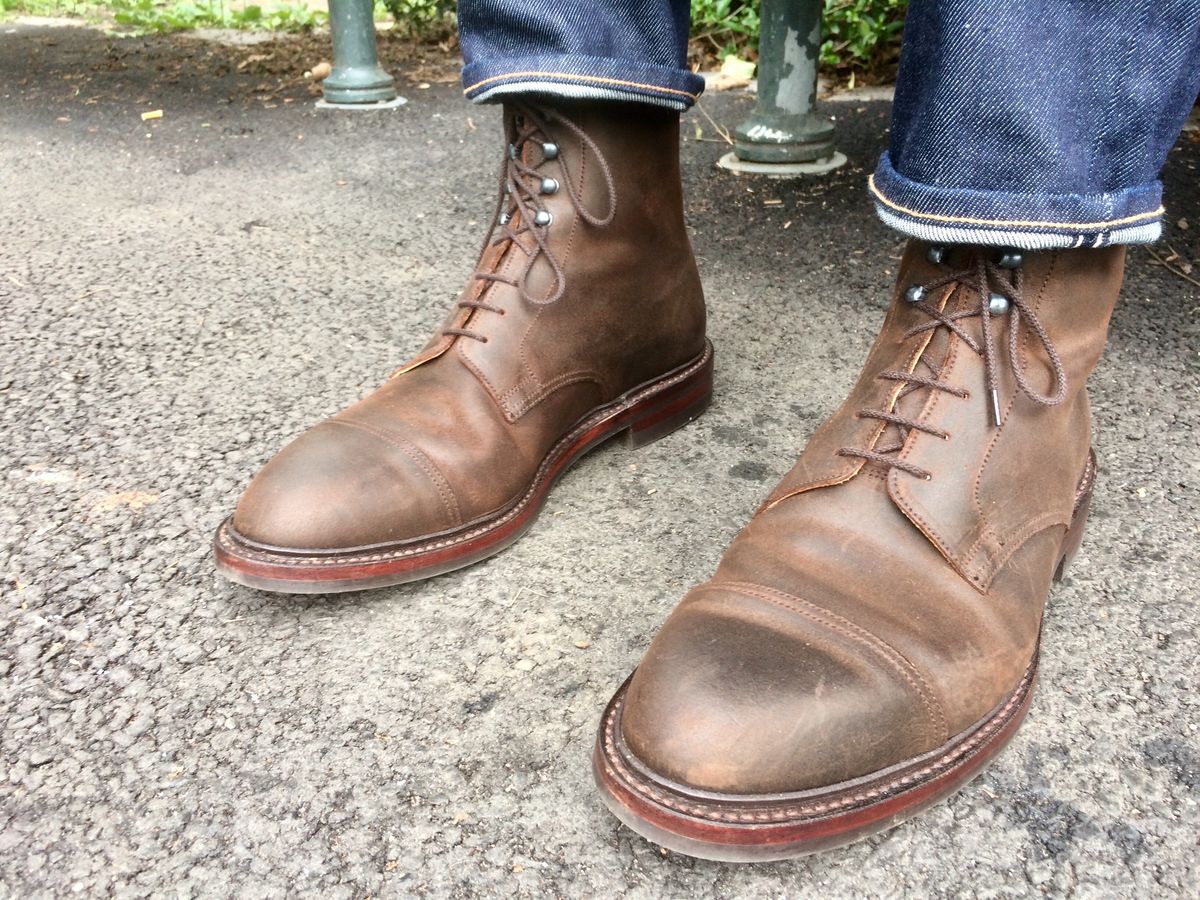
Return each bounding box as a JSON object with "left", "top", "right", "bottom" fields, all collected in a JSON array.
[
  {"left": 726, "top": 0, "right": 841, "bottom": 176},
  {"left": 316, "top": 96, "right": 407, "bottom": 111},
  {"left": 733, "top": 112, "right": 835, "bottom": 165},
  {"left": 321, "top": 72, "right": 398, "bottom": 106},
  {"left": 322, "top": 0, "right": 397, "bottom": 105},
  {"left": 717, "top": 150, "right": 848, "bottom": 178}
]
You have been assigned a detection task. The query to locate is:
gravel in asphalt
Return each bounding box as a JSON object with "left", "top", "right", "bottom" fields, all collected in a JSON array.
[{"left": 2, "top": 21, "right": 1198, "bottom": 898}]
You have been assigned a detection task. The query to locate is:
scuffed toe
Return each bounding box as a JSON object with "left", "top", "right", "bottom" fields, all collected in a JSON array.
[
  {"left": 620, "top": 583, "right": 945, "bottom": 795},
  {"left": 231, "top": 419, "right": 461, "bottom": 551}
]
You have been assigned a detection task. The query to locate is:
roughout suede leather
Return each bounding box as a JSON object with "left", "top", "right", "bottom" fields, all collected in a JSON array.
[
  {"left": 618, "top": 242, "right": 1125, "bottom": 796},
  {"left": 230, "top": 101, "right": 706, "bottom": 553}
]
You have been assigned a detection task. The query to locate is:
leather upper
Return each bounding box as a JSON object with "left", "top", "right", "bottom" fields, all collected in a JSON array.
[
  {"left": 621, "top": 242, "right": 1125, "bottom": 794},
  {"left": 232, "top": 102, "right": 706, "bottom": 551}
]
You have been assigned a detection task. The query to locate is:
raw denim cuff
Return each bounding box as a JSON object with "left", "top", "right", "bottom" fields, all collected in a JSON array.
[
  {"left": 462, "top": 55, "right": 704, "bottom": 111},
  {"left": 871, "top": 153, "right": 1164, "bottom": 248}
]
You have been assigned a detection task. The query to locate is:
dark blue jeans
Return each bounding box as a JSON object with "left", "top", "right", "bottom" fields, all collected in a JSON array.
[
  {"left": 459, "top": 0, "right": 1200, "bottom": 249},
  {"left": 460, "top": 0, "right": 703, "bottom": 110}
]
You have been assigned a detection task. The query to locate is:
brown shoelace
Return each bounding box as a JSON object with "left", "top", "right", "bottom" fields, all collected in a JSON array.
[
  {"left": 838, "top": 250, "right": 1067, "bottom": 480},
  {"left": 443, "top": 104, "right": 617, "bottom": 344}
]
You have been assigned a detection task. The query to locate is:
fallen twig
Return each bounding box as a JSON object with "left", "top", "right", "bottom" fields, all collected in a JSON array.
[
  {"left": 694, "top": 99, "right": 734, "bottom": 146},
  {"left": 1145, "top": 245, "right": 1200, "bottom": 291}
]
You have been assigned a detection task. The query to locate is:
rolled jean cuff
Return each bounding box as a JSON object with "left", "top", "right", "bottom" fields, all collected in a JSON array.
[
  {"left": 462, "top": 55, "right": 705, "bottom": 111},
  {"left": 870, "top": 153, "right": 1164, "bottom": 249}
]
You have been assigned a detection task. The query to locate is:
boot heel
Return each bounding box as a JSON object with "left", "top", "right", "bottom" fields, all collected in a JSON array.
[
  {"left": 1054, "top": 449, "right": 1097, "bottom": 583},
  {"left": 623, "top": 342, "right": 714, "bottom": 449}
]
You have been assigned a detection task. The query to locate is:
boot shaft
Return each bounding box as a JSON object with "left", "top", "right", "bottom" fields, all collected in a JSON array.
[
  {"left": 765, "top": 241, "right": 1125, "bottom": 588},
  {"left": 407, "top": 100, "right": 707, "bottom": 423}
]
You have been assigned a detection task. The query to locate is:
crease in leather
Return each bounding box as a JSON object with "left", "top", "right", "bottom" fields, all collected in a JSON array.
[
  {"left": 390, "top": 114, "right": 562, "bottom": 382},
  {"left": 884, "top": 328, "right": 988, "bottom": 592},
  {"left": 502, "top": 176, "right": 595, "bottom": 417},
  {"left": 327, "top": 418, "right": 463, "bottom": 527},
  {"left": 702, "top": 581, "right": 948, "bottom": 746}
]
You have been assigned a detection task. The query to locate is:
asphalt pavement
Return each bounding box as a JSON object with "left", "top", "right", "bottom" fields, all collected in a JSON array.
[{"left": 2, "top": 20, "right": 1198, "bottom": 899}]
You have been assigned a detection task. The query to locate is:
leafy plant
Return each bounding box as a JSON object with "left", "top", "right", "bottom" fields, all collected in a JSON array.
[
  {"left": 1, "top": 0, "right": 326, "bottom": 32},
  {"left": 688, "top": 1, "right": 908, "bottom": 78},
  {"left": 379, "top": 0, "right": 453, "bottom": 38},
  {"left": 2, "top": 0, "right": 909, "bottom": 76},
  {"left": 1, "top": 0, "right": 102, "bottom": 15},
  {"left": 691, "top": 0, "right": 761, "bottom": 60},
  {"left": 821, "top": 0, "right": 907, "bottom": 71}
]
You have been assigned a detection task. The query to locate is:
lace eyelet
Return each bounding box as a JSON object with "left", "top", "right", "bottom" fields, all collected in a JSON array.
[
  {"left": 926, "top": 245, "right": 947, "bottom": 265},
  {"left": 904, "top": 284, "right": 926, "bottom": 304},
  {"left": 997, "top": 250, "right": 1023, "bottom": 269},
  {"left": 540, "top": 177, "right": 559, "bottom": 195},
  {"left": 533, "top": 210, "right": 553, "bottom": 227},
  {"left": 541, "top": 142, "right": 559, "bottom": 159},
  {"left": 987, "top": 293, "right": 1010, "bottom": 316}
]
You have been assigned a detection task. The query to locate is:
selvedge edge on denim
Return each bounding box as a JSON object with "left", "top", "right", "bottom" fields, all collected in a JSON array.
[
  {"left": 462, "top": 56, "right": 704, "bottom": 111},
  {"left": 878, "top": 0, "right": 1200, "bottom": 249},
  {"left": 459, "top": 0, "right": 700, "bottom": 110},
  {"left": 871, "top": 153, "right": 1165, "bottom": 249}
]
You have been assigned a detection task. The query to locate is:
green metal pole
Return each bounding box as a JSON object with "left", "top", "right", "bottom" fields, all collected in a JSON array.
[
  {"left": 732, "top": 0, "right": 835, "bottom": 164},
  {"left": 322, "top": 0, "right": 397, "bottom": 105}
]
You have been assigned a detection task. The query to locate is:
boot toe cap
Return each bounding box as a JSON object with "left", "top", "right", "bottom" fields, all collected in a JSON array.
[
  {"left": 619, "top": 583, "right": 945, "bottom": 795},
  {"left": 231, "top": 419, "right": 462, "bottom": 550}
]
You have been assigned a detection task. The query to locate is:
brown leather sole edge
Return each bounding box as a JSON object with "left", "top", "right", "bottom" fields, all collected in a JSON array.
[
  {"left": 593, "top": 656, "right": 1038, "bottom": 862},
  {"left": 213, "top": 340, "right": 714, "bottom": 594}
]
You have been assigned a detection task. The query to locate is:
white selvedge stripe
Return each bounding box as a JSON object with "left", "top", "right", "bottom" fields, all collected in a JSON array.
[
  {"left": 874, "top": 204, "right": 1162, "bottom": 248},
  {"left": 469, "top": 81, "right": 689, "bottom": 111}
]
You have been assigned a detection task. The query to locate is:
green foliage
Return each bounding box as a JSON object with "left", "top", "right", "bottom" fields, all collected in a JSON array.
[
  {"left": 0, "top": 0, "right": 326, "bottom": 32},
  {"left": 379, "top": 0, "right": 453, "bottom": 38},
  {"left": 1, "top": 0, "right": 908, "bottom": 73},
  {"left": 0, "top": 0, "right": 93, "bottom": 15},
  {"left": 691, "top": 0, "right": 761, "bottom": 59},
  {"left": 821, "top": 0, "right": 907, "bottom": 70},
  {"left": 109, "top": 0, "right": 326, "bottom": 33},
  {"left": 692, "top": 0, "right": 907, "bottom": 73}
]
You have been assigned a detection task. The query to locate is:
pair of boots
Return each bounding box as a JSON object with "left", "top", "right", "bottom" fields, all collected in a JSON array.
[{"left": 213, "top": 102, "right": 1124, "bottom": 861}]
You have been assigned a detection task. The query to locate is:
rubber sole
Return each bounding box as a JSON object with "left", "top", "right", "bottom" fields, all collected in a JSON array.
[
  {"left": 213, "top": 340, "right": 714, "bottom": 594},
  {"left": 592, "top": 446, "right": 1097, "bottom": 861}
]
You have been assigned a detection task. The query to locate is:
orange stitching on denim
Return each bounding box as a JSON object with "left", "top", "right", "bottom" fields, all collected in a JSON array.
[
  {"left": 464, "top": 71, "right": 699, "bottom": 100},
  {"left": 869, "top": 174, "right": 1164, "bottom": 231}
]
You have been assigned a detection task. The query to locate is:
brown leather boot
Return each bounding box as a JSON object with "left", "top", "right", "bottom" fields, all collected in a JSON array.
[
  {"left": 594, "top": 241, "right": 1125, "bottom": 860},
  {"left": 215, "top": 101, "right": 710, "bottom": 592}
]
